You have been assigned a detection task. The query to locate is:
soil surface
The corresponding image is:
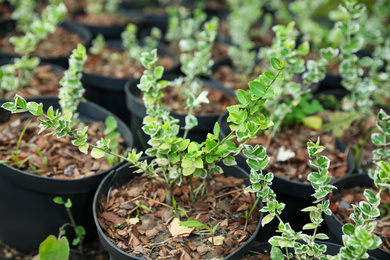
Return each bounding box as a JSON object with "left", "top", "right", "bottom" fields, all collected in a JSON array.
[
  {"left": 96, "top": 173, "right": 260, "bottom": 259},
  {"left": 160, "top": 86, "right": 237, "bottom": 115},
  {"left": 84, "top": 48, "right": 176, "bottom": 79},
  {"left": 245, "top": 125, "right": 349, "bottom": 183},
  {"left": 213, "top": 63, "right": 263, "bottom": 90},
  {"left": 0, "top": 113, "right": 126, "bottom": 178},
  {"left": 0, "top": 26, "right": 84, "bottom": 58},
  {"left": 329, "top": 185, "right": 390, "bottom": 252},
  {"left": 0, "top": 65, "right": 63, "bottom": 99},
  {"left": 74, "top": 12, "right": 135, "bottom": 27}
]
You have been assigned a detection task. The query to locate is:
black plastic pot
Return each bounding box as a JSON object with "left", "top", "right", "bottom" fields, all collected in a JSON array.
[
  {"left": 217, "top": 112, "right": 355, "bottom": 239},
  {"left": 125, "top": 73, "right": 236, "bottom": 150},
  {"left": 248, "top": 241, "right": 378, "bottom": 259},
  {"left": 93, "top": 161, "right": 262, "bottom": 260},
  {"left": 0, "top": 97, "right": 133, "bottom": 254},
  {"left": 324, "top": 174, "right": 390, "bottom": 259},
  {"left": 82, "top": 41, "right": 179, "bottom": 123},
  {"left": 0, "top": 20, "right": 92, "bottom": 68}
]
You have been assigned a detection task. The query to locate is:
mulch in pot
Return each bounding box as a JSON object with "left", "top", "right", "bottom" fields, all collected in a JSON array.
[
  {"left": 213, "top": 63, "right": 263, "bottom": 91},
  {"left": 73, "top": 12, "right": 134, "bottom": 28},
  {"left": 0, "top": 65, "right": 63, "bottom": 99},
  {"left": 329, "top": 185, "right": 390, "bottom": 252},
  {"left": 159, "top": 85, "right": 237, "bottom": 115},
  {"left": 97, "top": 173, "right": 260, "bottom": 259},
  {"left": 247, "top": 125, "right": 349, "bottom": 183},
  {"left": 0, "top": 26, "right": 84, "bottom": 59},
  {"left": 83, "top": 48, "right": 176, "bottom": 79},
  {"left": 0, "top": 113, "right": 126, "bottom": 179}
]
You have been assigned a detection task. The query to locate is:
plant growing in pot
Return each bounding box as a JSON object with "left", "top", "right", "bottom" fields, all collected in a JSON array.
[
  {"left": 244, "top": 138, "right": 384, "bottom": 259},
  {"left": 0, "top": 0, "right": 91, "bottom": 67},
  {"left": 126, "top": 17, "right": 237, "bottom": 149},
  {"left": 325, "top": 109, "right": 390, "bottom": 258},
  {"left": 81, "top": 22, "right": 178, "bottom": 122},
  {"left": 0, "top": 44, "right": 133, "bottom": 254},
  {"left": 318, "top": 0, "right": 387, "bottom": 173},
  {"left": 164, "top": 5, "right": 230, "bottom": 61},
  {"left": 0, "top": 2, "right": 67, "bottom": 99},
  {"left": 71, "top": 0, "right": 139, "bottom": 39},
  {"left": 218, "top": 21, "right": 350, "bottom": 235},
  {"left": 3, "top": 49, "right": 285, "bottom": 259}
]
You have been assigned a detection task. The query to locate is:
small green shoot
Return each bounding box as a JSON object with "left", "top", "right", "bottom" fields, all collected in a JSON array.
[{"left": 179, "top": 220, "right": 221, "bottom": 246}]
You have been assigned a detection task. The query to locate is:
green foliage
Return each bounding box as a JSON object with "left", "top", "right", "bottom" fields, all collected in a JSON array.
[
  {"left": 333, "top": 0, "right": 376, "bottom": 123},
  {"left": 103, "top": 116, "right": 122, "bottom": 166},
  {"left": 1, "top": 53, "right": 283, "bottom": 206},
  {"left": 39, "top": 235, "right": 70, "bottom": 260},
  {"left": 89, "top": 34, "right": 107, "bottom": 55},
  {"left": 86, "top": 0, "right": 120, "bottom": 15},
  {"left": 369, "top": 109, "right": 390, "bottom": 168},
  {"left": 0, "top": 1, "right": 66, "bottom": 96},
  {"left": 58, "top": 44, "right": 87, "bottom": 117},
  {"left": 179, "top": 220, "right": 221, "bottom": 246},
  {"left": 39, "top": 197, "right": 86, "bottom": 259}
]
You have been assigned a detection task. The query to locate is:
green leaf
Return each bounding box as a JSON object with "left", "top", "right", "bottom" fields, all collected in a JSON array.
[
  {"left": 270, "top": 57, "right": 283, "bottom": 70},
  {"left": 302, "top": 223, "right": 317, "bottom": 230},
  {"left": 270, "top": 246, "right": 284, "bottom": 260},
  {"left": 343, "top": 223, "right": 355, "bottom": 236},
  {"left": 104, "top": 116, "right": 117, "bottom": 134},
  {"left": 248, "top": 80, "right": 266, "bottom": 98},
  {"left": 262, "top": 214, "right": 274, "bottom": 226},
  {"left": 154, "top": 66, "right": 164, "bottom": 79},
  {"left": 302, "top": 116, "right": 323, "bottom": 130},
  {"left": 237, "top": 89, "right": 250, "bottom": 105},
  {"left": 53, "top": 197, "right": 64, "bottom": 204},
  {"left": 78, "top": 143, "right": 89, "bottom": 154},
  {"left": 315, "top": 233, "right": 329, "bottom": 240},
  {"left": 264, "top": 71, "right": 275, "bottom": 80},
  {"left": 91, "top": 148, "right": 105, "bottom": 159},
  {"left": 64, "top": 198, "right": 72, "bottom": 208},
  {"left": 371, "top": 133, "right": 388, "bottom": 147},
  {"left": 39, "top": 235, "right": 70, "bottom": 260}
]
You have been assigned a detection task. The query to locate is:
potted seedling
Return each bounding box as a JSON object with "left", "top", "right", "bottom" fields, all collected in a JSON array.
[
  {"left": 0, "top": 2, "right": 68, "bottom": 100},
  {"left": 244, "top": 137, "right": 383, "bottom": 259},
  {"left": 218, "top": 21, "right": 352, "bottom": 234},
  {"left": 324, "top": 109, "right": 390, "bottom": 258},
  {"left": 0, "top": 44, "right": 133, "bottom": 254},
  {"left": 81, "top": 22, "right": 178, "bottom": 122},
  {"left": 0, "top": 0, "right": 91, "bottom": 67},
  {"left": 318, "top": 0, "right": 388, "bottom": 173},
  {"left": 2, "top": 49, "right": 285, "bottom": 259},
  {"left": 126, "top": 18, "right": 236, "bottom": 150},
  {"left": 71, "top": 0, "right": 143, "bottom": 39}
]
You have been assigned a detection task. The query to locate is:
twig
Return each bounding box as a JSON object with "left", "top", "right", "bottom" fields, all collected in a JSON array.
[{"left": 215, "top": 189, "right": 243, "bottom": 199}]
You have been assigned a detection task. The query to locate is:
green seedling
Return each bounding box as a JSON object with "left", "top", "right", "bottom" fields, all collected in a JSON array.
[
  {"left": 179, "top": 220, "right": 222, "bottom": 246},
  {"left": 39, "top": 197, "right": 86, "bottom": 259}
]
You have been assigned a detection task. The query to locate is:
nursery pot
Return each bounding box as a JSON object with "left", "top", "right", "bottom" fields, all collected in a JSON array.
[
  {"left": 93, "top": 161, "right": 262, "bottom": 260},
  {"left": 324, "top": 174, "right": 390, "bottom": 259},
  {"left": 217, "top": 112, "right": 355, "bottom": 240},
  {"left": 0, "top": 20, "right": 92, "bottom": 68},
  {"left": 82, "top": 41, "right": 179, "bottom": 123},
  {"left": 0, "top": 97, "right": 133, "bottom": 253},
  {"left": 125, "top": 74, "right": 236, "bottom": 150}
]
